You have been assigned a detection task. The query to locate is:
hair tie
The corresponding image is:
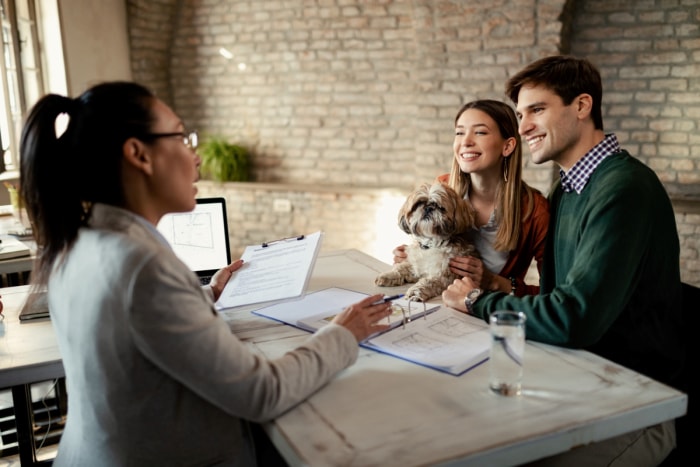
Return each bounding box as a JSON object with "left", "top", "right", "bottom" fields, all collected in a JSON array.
[
  {"left": 55, "top": 96, "right": 82, "bottom": 140},
  {"left": 55, "top": 112, "right": 70, "bottom": 139}
]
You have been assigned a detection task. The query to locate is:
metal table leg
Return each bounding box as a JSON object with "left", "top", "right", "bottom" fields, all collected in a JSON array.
[{"left": 10, "top": 384, "right": 53, "bottom": 466}]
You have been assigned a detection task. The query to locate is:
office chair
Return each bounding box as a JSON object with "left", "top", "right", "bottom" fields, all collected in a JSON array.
[{"left": 660, "top": 281, "right": 698, "bottom": 466}]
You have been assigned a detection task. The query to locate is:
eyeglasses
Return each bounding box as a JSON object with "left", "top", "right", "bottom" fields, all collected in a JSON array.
[{"left": 140, "top": 130, "right": 198, "bottom": 150}]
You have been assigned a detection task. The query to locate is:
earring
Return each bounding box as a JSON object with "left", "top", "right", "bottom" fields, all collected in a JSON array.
[{"left": 503, "top": 159, "right": 509, "bottom": 183}]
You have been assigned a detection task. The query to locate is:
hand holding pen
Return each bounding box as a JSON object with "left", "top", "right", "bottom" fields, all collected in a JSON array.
[{"left": 371, "top": 294, "right": 404, "bottom": 305}]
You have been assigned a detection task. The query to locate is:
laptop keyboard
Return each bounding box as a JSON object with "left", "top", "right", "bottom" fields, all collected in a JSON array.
[{"left": 199, "top": 276, "right": 212, "bottom": 285}]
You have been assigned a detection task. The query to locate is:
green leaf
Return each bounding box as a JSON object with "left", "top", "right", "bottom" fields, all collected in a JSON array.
[{"left": 198, "top": 136, "right": 250, "bottom": 182}]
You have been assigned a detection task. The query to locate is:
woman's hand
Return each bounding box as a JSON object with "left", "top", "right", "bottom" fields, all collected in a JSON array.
[
  {"left": 392, "top": 245, "right": 408, "bottom": 264},
  {"left": 331, "top": 294, "right": 394, "bottom": 342},
  {"left": 448, "top": 255, "right": 496, "bottom": 290},
  {"left": 208, "top": 259, "right": 245, "bottom": 302},
  {"left": 441, "top": 277, "right": 478, "bottom": 313}
]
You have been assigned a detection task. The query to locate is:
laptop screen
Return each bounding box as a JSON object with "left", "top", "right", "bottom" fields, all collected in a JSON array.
[{"left": 156, "top": 197, "right": 232, "bottom": 281}]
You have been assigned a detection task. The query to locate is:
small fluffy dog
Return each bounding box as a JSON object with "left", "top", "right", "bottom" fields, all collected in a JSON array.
[{"left": 375, "top": 182, "right": 479, "bottom": 302}]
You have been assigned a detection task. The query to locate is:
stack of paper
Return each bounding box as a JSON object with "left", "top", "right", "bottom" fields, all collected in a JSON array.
[{"left": 0, "top": 235, "right": 31, "bottom": 260}]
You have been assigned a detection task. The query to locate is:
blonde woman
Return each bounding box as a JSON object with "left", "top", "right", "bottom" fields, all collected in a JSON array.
[{"left": 394, "top": 99, "right": 548, "bottom": 297}]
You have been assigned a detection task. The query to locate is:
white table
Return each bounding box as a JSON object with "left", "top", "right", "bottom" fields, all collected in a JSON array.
[
  {"left": 221, "top": 249, "right": 688, "bottom": 466},
  {"left": 0, "top": 286, "right": 63, "bottom": 386},
  {"left": 0, "top": 285, "right": 63, "bottom": 466},
  {"left": 0, "top": 214, "right": 35, "bottom": 276},
  {"left": 0, "top": 250, "right": 688, "bottom": 466}
]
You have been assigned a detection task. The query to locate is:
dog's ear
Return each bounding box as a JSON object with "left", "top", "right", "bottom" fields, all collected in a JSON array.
[
  {"left": 398, "top": 184, "right": 431, "bottom": 235},
  {"left": 398, "top": 215, "right": 411, "bottom": 234},
  {"left": 397, "top": 192, "right": 414, "bottom": 234}
]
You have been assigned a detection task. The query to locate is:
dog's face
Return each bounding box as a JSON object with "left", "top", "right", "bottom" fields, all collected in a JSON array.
[{"left": 398, "top": 183, "right": 475, "bottom": 244}]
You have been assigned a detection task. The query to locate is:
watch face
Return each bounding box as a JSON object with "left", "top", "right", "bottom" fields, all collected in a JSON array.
[
  {"left": 465, "top": 288, "right": 482, "bottom": 315},
  {"left": 468, "top": 288, "right": 483, "bottom": 301}
]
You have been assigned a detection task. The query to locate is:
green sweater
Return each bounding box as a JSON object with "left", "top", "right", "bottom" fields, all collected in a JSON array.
[{"left": 474, "top": 151, "right": 683, "bottom": 387}]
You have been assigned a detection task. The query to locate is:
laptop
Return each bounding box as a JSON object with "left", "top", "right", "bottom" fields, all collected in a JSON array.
[{"left": 156, "top": 197, "right": 232, "bottom": 285}]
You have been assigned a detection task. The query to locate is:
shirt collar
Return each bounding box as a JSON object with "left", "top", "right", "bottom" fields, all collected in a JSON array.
[
  {"left": 89, "top": 203, "right": 171, "bottom": 249},
  {"left": 559, "top": 133, "right": 621, "bottom": 194}
]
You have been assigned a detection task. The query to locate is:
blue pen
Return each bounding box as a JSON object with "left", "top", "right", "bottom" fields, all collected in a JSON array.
[{"left": 372, "top": 294, "right": 404, "bottom": 305}]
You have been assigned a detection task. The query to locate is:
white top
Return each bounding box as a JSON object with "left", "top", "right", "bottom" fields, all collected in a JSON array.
[{"left": 469, "top": 209, "right": 508, "bottom": 274}]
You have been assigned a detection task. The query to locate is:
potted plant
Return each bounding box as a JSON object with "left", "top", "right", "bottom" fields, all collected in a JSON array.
[{"left": 198, "top": 136, "right": 251, "bottom": 182}]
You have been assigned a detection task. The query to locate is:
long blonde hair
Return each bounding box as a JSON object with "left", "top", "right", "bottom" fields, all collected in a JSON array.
[{"left": 447, "top": 99, "right": 535, "bottom": 251}]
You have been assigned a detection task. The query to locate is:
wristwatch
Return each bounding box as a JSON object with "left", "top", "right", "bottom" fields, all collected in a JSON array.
[{"left": 464, "top": 288, "right": 483, "bottom": 315}]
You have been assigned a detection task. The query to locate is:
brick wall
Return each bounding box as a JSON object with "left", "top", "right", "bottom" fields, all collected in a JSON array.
[
  {"left": 566, "top": 2, "right": 700, "bottom": 286},
  {"left": 195, "top": 180, "right": 409, "bottom": 265},
  {"left": 127, "top": 0, "right": 700, "bottom": 285},
  {"left": 568, "top": 0, "right": 700, "bottom": 192}
]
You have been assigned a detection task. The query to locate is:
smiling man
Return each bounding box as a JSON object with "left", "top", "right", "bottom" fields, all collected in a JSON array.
[{"left": 442, "top": 55, "right": 683, "bottom": 466}]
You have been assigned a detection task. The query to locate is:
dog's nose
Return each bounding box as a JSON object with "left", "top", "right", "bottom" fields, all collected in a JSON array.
[{"left": 422, "top": 204, "right": 436, "bottom": 219}]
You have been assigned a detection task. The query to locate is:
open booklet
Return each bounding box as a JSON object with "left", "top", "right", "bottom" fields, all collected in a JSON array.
[
  {"left": 252, "top": 287, "right": 490, "bottom": 376},
  {"left": 215, "top": 231, "right": 323, "bottom": 310},
  {"left": 297, "top": 292, "right": 438, "bottom": 333},
  {"left": 362, "top": 307, "right": 490, "bottom": 376}
]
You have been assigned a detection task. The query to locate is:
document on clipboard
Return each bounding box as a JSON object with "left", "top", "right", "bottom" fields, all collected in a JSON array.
[{"left": 214, "top": 231, "right": 323, "bottom": 310}]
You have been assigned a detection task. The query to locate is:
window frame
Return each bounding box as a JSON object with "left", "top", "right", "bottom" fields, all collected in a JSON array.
[{"left": 0, "top": 0, "right": 44, "bottom": 174}]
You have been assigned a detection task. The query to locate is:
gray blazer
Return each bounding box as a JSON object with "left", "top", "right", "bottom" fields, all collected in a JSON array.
[{"left": 49, "top": 204, "right": 358, "bottom": 466}]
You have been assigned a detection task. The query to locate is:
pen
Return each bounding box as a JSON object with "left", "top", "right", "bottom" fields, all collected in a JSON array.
[{"left": 372, "top": 294, "right": 404, "bottom": 305}]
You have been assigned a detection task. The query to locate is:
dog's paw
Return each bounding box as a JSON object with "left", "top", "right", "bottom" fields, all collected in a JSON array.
[
  {"left": 405, "top": 284, "right": 431, "bottom": 302},
  {"left": 375, "top": 271, "right": 405, "bottom": 287}
]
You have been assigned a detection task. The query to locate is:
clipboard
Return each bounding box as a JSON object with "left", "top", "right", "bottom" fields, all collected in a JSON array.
[{"left": 214, "top": 231, "right": 323, "bottom": 310}]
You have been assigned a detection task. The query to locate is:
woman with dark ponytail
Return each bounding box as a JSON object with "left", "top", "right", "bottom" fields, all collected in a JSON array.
[
  {"left": 19, "top": 82, "right": 392, "bottom": 466},
  {"left": 21, "top": 84, "right": 149, "bottom": 284}
]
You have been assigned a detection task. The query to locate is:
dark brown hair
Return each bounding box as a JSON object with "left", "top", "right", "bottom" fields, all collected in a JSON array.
[{"left": 505, "top": 55, "right": 604, "bottom": 130}]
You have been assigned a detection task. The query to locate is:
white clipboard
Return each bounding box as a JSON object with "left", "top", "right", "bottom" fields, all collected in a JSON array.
[{"left": 214, "top": 231, "right": 323, "bottom": 310}]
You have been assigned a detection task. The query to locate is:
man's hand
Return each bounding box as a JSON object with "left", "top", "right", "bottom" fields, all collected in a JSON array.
[{"left": 441, "top": 276, "right": 478, "bottom": 313}]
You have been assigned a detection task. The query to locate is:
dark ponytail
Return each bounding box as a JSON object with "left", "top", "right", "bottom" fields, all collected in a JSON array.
[
  {"left": 20, "top": 82, "right": 155, "bottom": 287},
  {"left": 20, "top": 94, "right": 84, "bottom": 284}
]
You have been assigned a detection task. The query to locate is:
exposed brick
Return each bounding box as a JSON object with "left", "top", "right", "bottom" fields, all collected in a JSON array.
[{"left": 126, "top": 0, "right": 700, "bottom": 285}]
